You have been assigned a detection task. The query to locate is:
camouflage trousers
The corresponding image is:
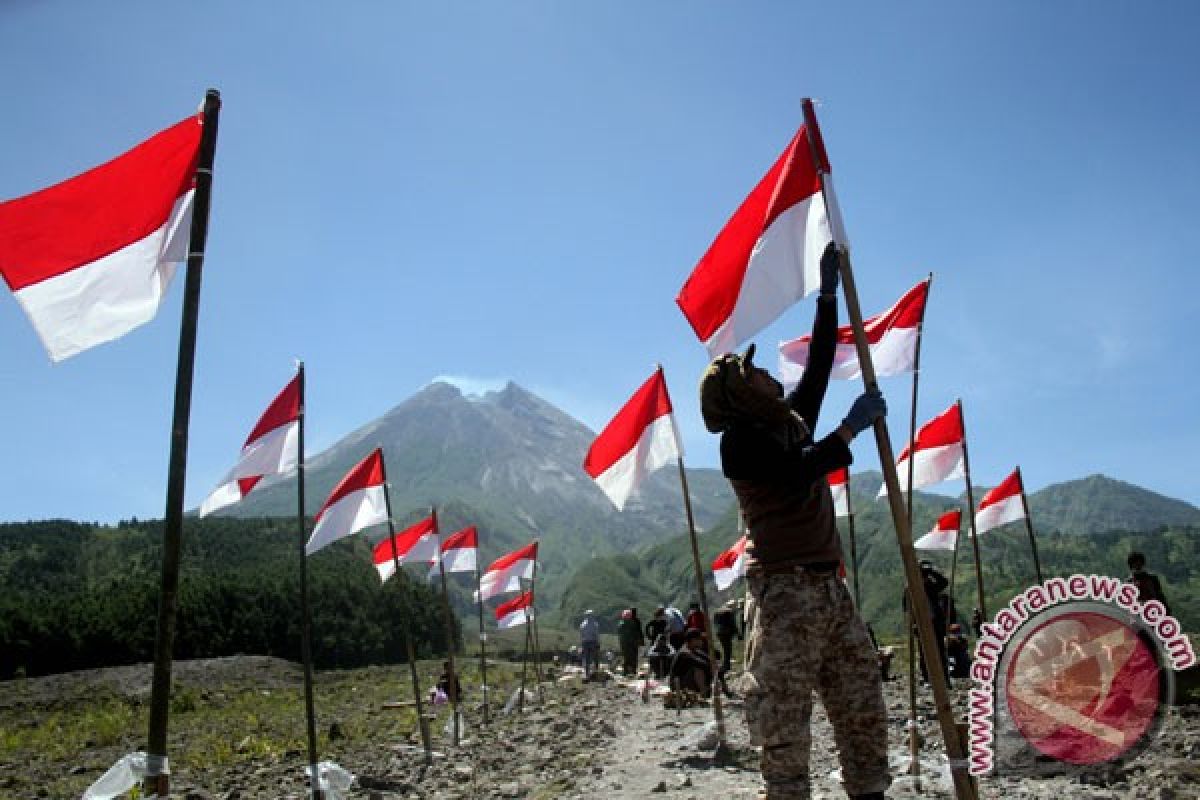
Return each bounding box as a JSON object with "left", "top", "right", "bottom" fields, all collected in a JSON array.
[{"left": 740, "top": 568, "right": 890, "bottom": 799}]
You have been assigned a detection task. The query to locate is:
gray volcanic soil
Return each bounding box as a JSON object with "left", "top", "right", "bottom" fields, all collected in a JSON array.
[{"left": 3, "top": 657, "right": 1200, "bottom": 798}]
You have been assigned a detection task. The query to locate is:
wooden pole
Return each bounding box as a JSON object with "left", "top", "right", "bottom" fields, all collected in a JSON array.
[
  {"left": 381, "top": 469, "right": 433, "bottom": 766},
  {"left": 906, "top": 597, "right": 921, "bottom": 785},
  {"left": 904, "top": 280, "right": 927, "bottom": 779},
  {"left": 844, "top": 473, "right": 861, "bottom": 609},
  {"left": 529, "top": 553, "right": 545, "bottom": 702},
  {"left": 143, "top": 89, "right": 221, "bottom": 799},
  {"left": 518, "top": 595, "right": 530, "bottom": 714},
  {"left": 802, "top": 98, "right": 977, "bottom": 800},
  {"left": 958, "top": 400, "right": 988, "bottom": 620},
  {"left": 294, "top": 365, "right": 324, "bottom": 799},
  {"left": 674, "top": 451, "right": 729, "bottom": 752},
  {"left": 432, "top": 508, "right": 461, "bottom": 746},
  {"left": 475, "top": 560, "right": 490, "bottom": 724},
  {"left": 1016, "top": 467, "right": 1045, "bottom": 585}
]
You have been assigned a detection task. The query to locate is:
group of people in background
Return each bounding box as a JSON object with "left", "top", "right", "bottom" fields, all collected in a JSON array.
[{"left": 578, "top": 600, "right": 745, "bottom": 698}]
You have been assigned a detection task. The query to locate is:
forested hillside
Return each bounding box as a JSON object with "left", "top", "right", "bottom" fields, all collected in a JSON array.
[
  {"left": 556, "top": 474, "right": 1200, "bottom": 636},
  {"left": 0, "top": 518, "right": 456, "bottom": 679}
]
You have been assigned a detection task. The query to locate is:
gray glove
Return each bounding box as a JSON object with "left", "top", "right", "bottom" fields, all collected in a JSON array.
[
  {"left": 842, "top": 390, "right": 886, "bottom": 435},
  {"left": 820, "top": 242, "right": 840, "bottom": 296}
]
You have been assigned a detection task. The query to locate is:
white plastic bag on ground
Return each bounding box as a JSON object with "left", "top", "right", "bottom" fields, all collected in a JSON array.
[
  {"left": 83, "top": 752, "right": 154, "bottom": 799},
  {"left": 501, "top": 687, "right": 537, "bottom": 713},
  {"left": 312, "top": 761, "right": 354, "bottom": 800},
  {"left": 681, "top": 720, "right": 721, "bottom": 752},
  {"left": 443, "top": 711, "right": 467, "bottom": 738}
]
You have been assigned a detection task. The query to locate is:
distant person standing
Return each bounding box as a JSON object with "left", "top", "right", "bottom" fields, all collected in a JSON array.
[
  {"left": 685, "top": 601, "right": 707, "bottom": 634},
  {"left": 579, "top": 610, "right": 601, "bottom": 679},
  {"left": 712, "top": 601, "right": 742, "bottom": 675},
  {"left": 1128, "top": 552, "right": 1172, "bottom": 616},
  {"left": 617, "top": 608, "right": 645, "bottom": 675}
]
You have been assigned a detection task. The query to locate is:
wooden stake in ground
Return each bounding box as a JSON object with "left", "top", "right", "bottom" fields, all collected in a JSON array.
[
  {"left": 381, "top": 471, "right": 433, "bottom": 766},
  {"left": 143, "top": 88, "right": 221, "bottom": 800},
  {"left": 957, "top": 400, "right": 988, "bottom": 620},
  {"left": 431, "top": 508, "right": 461, "bottom": 746},
  {"left": 1016, "top": 466, "right": 1046, "bottom": 585},
  {"left": 802, "top": 98, "right": 977, "bottom": 800},
  {"left": 906, "top": 597, "right": 921, "bottom": 786}
]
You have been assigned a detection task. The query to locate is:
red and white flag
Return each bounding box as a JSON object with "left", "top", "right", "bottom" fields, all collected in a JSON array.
[
  {"left": 373, "top": 515, "right": 439, "bottom": 582},
  {"left": 495, "top": 590, "right": 535, "bottom": 630},
  {"left": 975, "top": 469, "right": 1026, "bottom": 536},
  {"left": 712, "top": 534, "right": 748, "bottom": 591},
  {"left": 477, "top": 541, "right": 538, "bottom": 602},
  {"left": 827, "top": 467, "right": 851, "bottom": 518},
  {"left": 676, "top": 120, "right": 845, "bottom": 356},
  {"left": 584, "top": 368, "right": 681, "bottom": 511},
  {"left": 879, "top": 403, "right": 965, "bottom": 497},
  {"left": 0, "top": 114, "right": 203, "bottom": 361},
  {"left": 426, "top": 525, "right": 479, "bottom": 581},
  {"left": 779, "top": 278, "right": 929, "bottom": 385},
  {"left": 306, "top": 449, "right": 389, "bottom": 556},
  {"left": 200, "top": 374, "right": 301, "bottom": 516},
  {"left": 915, "top": 509, "right": 961, "bottom": 551}
]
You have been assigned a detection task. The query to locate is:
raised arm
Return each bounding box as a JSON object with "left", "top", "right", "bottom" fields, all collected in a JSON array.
[{"left": 787, "top": 244, "right": 841, "bottom": 429}]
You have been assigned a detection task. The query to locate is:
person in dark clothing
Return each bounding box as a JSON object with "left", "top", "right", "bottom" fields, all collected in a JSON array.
[
  {"left": 905, "top": 560, "right": 950, "bottom": 684},
  {"left": 436, "top": 661, "right": 461, "bottom": 703},
  {"left": 712, "top": 601, "right": 742, "bottom": 675},
  {"left": 646, "top": 632, "right": 674, "bottom": 680},
  {"left": 616, "top": 608, "right": 645, "bottom": 675},
  {"left": 671, "top": 628, "right": 714, "bottom": 697},
  {"left": 1128, "top": 552, "right": 1172, "bottom": 616},
  {"left": 699, "top": 243, "right": 890, "bottom": 800},
  {"left": 645, "top": 607, "right": 668, "bottom": 642},
  {"left": 971, "top": 608, "right": 984, "bottom": 639},
  {"left": 945, "top": 623, "right": 971, "bottom": 679}
]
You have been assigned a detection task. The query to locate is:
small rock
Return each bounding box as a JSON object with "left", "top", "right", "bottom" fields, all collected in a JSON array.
[{"left": 651, "top": 780, "right": 668, "bottom": 792}]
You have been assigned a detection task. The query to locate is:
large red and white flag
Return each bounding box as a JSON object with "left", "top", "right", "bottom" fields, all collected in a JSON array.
[
  {"left": 915, "top": 509, "right": 961, "bottom": 551},
  {"left": 584, "top": 368, "right": 681, "bottom": 511},
  {"left": 0, "top": 114, "right": 203, "bottom": 361},
  {"left": 779, "top": 278, "right": 929, "bottom": 385},
  {"left": 477, "top": 541, "right": 538, "bottom": 602},
  {"left": 200, "top": 374, "right": 301, "bottom": 516},
  {"left": 676, "top": 120, "right": 845, "bottom": 356},
  {"left": 975, "top": 469, "right": 1026, "bottom": 536},
  {"left": 495, "top": 590, "right": 535, "bottom": 630},
  {"left": 306, "top": 449, "right": 389, "bottom": 556},
  {"left": 879, "top": 403, "right": 965, "bottom": 497},
  {"left": 827, "top": 467, "right": 851, "bottom": 518},
  {"left": 426, "top": 525, "right": 479, "bottom": 581},
  {"left": 373, "top": 515, "right": 439, "bottom": 582},
  {"left": 712, "top": 534, "right": 749, "bottom": 591}
]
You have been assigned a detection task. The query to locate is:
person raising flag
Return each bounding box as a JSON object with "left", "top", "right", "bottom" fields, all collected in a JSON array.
[{"left": 699, "top": 243, "right": 889, "bottom": 799}]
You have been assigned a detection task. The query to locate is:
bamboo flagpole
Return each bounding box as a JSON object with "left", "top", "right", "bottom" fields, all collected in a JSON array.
[
  {"left": 904, "top": 272, "right": 932, "bottom": 779},
  {"left": 518, "top": 592, "right": 531, "bottom": 714},
  {"left": 957, "top": 400, "right": 988, "bottom": 620},
  {"left": 529, "top": 553, "right": 546, "bottom": 702},
  {"left": 431, "top": 508, "right": 461, "bottom": 746},
  {"left": 676, "top": 455, "right": 729, "bottom": 751},
  {"left": 844, "top": 480, "right": 861, "bottom": 609},
  {"left": 475, "top": 560, "right": 491, "bottom": 724},
  {"left": 1016, "top": 467, "right": 1045, "bottom": 584},
  {"left": 143, "top": 88, "right": 222, "bottom": 799},
  {"left": 801, "top": 98, "right": 977, "bottom": 800},
  {"left": 381, "top": 469, "right": 434, "bottom": 766},
  {"left": 294, "top": 364, "right": 325, "bottom": 798}
]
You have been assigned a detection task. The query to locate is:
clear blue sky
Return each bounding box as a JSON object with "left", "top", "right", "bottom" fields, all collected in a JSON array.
[{"left": 2, "top": 2, "right": 1198, "bottom": 523}]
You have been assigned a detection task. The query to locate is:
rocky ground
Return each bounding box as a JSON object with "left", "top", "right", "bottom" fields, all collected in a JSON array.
[{"left": 2, "top": 656, "right": 1200, "bottom": 798}]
